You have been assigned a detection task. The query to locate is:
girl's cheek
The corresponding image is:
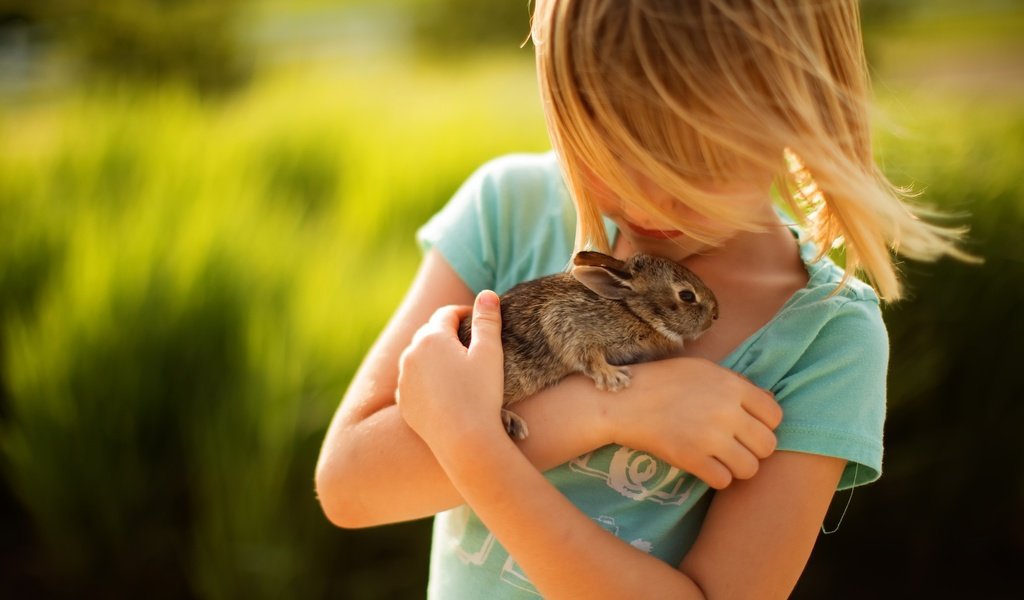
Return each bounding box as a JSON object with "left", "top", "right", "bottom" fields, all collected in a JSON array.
[{"left": 586, "top": 188, "right": 628, "bottom": 225}]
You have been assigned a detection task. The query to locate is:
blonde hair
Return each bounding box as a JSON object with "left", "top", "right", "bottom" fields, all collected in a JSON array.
[{"left": 533, "top": 0, "right": 968, "bottom": 300}]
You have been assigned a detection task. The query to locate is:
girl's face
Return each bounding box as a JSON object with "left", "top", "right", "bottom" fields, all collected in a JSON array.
[{"left": 582, "top": 167, "right": 774, "bottom": 261}]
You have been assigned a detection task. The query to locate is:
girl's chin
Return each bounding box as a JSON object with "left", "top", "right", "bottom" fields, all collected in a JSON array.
[
  {"left": 619, "top": 224, "right": 734, "bottom": 262},
  {"left": 624, "top": 221, "right": 684, "bottom": 240}
]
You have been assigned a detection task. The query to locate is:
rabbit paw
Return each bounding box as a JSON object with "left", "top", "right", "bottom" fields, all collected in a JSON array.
[
  {"left": 502, "top": 409, "right": 530, "bottom": 440},
  {"left": 591, "top": 365, "right": 632, "bottom": 392}
]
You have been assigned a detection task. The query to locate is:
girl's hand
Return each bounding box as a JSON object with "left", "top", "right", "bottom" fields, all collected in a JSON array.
[
  {"left": 602, "top": 358, "right": 783, "bottom": 489},
  {"left": 396, "top": 291, "right": 506, "bottom": 455}
]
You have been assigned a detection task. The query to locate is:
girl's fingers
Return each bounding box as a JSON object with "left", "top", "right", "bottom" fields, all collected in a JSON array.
[
  {"left": 741, "top": 388, "right": 783, "bottom": 429},
  {"left": 427, "top": 304, "right": 471, "bottom": 330},
  {"left": 412, "top": 304, "right": 472, "bottom": 347},
  {"left": 736, "top": 417, "right": 778, "bottom": 459},
  {"left": 714, "top": 439, "right": 762, "bottom": 481},
  {"left": 692, "top": 457, "right": 734, "bottom": 490}
]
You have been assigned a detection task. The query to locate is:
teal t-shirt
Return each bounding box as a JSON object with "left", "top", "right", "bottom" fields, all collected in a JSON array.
[{"left": 417, "top": 152, "right": 888, "bottom": 599}]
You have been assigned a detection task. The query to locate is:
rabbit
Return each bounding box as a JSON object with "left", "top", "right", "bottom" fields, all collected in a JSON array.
[{"left": 458, "top": 251, "right": 719, "bottom": 439}]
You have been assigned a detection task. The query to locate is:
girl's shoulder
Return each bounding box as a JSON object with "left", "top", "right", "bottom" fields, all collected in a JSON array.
[
  {"left": 467, "top": 151, "right": 568, "bottom": 209},
  {"left": 778, "top": 231, "right": 886, "bottom": 347},
  {"left": 783, "top": 216, "right": 881, "bottom": 307},
  {"left": 472, "top": 150, "right": 562, "bottom": 180},
  {"left": 418, "top": 152, "right": 577, "bottom": 294},
  {"left": 448, "top": 151, "right": 573, "bottom": 237},
  {"left": 726, "top": 223, "right": 888, "bottom": 383}
]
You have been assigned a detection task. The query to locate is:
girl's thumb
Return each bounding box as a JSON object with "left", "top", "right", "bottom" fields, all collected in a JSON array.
[{"left": 469, "top": 290, "right": 502, "bottom": 354}]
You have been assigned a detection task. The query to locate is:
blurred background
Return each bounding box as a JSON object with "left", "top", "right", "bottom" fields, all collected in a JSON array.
[{"left": 0, "top": 0, "right": 1020, "bottom": 597}]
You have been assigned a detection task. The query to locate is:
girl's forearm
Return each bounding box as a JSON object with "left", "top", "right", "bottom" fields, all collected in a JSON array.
[
  {"left": 431, "top": 425, "right": 706, "bottom": 600},
  {"left": 316, "top": 403, "right": 460, "bottom": 527},
  {"left": 316, "top": 376, "right": 612, "bottom": 528}
]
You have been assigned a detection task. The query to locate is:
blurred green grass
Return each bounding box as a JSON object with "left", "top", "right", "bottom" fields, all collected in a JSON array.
[{"left": 0, "top": 57, "right": 548, "bottom": 597}]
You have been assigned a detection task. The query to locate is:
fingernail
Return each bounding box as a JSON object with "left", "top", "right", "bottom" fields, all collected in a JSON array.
[{"left": 478, "top": 290, "right": 499, "bottom": 308}]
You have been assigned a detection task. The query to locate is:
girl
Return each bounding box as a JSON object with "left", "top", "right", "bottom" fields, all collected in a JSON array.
[{"left": 316, "top": 1, "right": 964, "bottom": 597}]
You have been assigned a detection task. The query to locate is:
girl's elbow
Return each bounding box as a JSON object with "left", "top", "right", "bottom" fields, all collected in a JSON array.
[{"left": 315, "top": 457, "right": 375, "bottom": 529}]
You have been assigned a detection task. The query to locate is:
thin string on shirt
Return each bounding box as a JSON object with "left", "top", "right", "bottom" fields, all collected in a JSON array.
[{"left": 821, "top": 462, "right": 858, "bottom": 535}]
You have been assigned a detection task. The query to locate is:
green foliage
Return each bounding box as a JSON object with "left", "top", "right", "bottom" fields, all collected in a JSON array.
[
  {"left": 0, "top": 61, "right": 548, "bottom": 597},
  {"left": 401, "top": 0, "right": 535, "bottom": 55},
  {"left": 7, "top": 0, "right": 251, "bottom": 93}
]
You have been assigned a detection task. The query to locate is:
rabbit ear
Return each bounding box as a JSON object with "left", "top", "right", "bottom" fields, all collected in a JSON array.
[
  {"left": 573, "top": 251, "right": 627, "bottom": 271},
  {"left": 572, "top": 252, "right": 634, "bottom": 299}
]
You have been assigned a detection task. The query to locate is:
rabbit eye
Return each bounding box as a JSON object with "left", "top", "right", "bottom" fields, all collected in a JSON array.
[{"left": 678, "top": 290, "right": 697, "bottom": 304}]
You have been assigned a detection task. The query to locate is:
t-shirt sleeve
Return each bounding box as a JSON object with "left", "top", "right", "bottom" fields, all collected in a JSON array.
[
  {"left": 415, "top": 161, "right": 504, "bottom": 294},
  {"left": 416, "top": 153, "right": 573, "bottom": 295},
  {"left": 771, "top": 298, "right": 889, "bottom": 489}
]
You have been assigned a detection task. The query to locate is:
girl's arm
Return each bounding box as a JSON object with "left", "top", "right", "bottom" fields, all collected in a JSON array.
[
  {"left": 315, "top": 249, "right": 613, "bottom": 527},
  {"left": 315, "top": 249, "right": 481, "bottom": 527},
  {"left": 399, "top": 294, "right": 844, "bottom": 599},
  {"left": 315, "top": 250, "right": 779, "bottom": 527},
  {"left": 680, "top": 451, "right": 844, "bottom": 598}
]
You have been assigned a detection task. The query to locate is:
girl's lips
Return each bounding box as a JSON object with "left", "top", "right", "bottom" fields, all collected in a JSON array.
[{"left": 625, "top": 221, "right": 683, "bottom": 239}]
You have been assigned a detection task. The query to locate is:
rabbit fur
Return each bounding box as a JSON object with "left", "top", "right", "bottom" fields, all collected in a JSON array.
[{"left": 457, "top": 251, "right": 719, "bottom": 439}]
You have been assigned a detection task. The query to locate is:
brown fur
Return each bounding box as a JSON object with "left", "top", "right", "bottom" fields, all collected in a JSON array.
[{"left": 458, "top": 251, "right": 718, "bottom": 438}]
